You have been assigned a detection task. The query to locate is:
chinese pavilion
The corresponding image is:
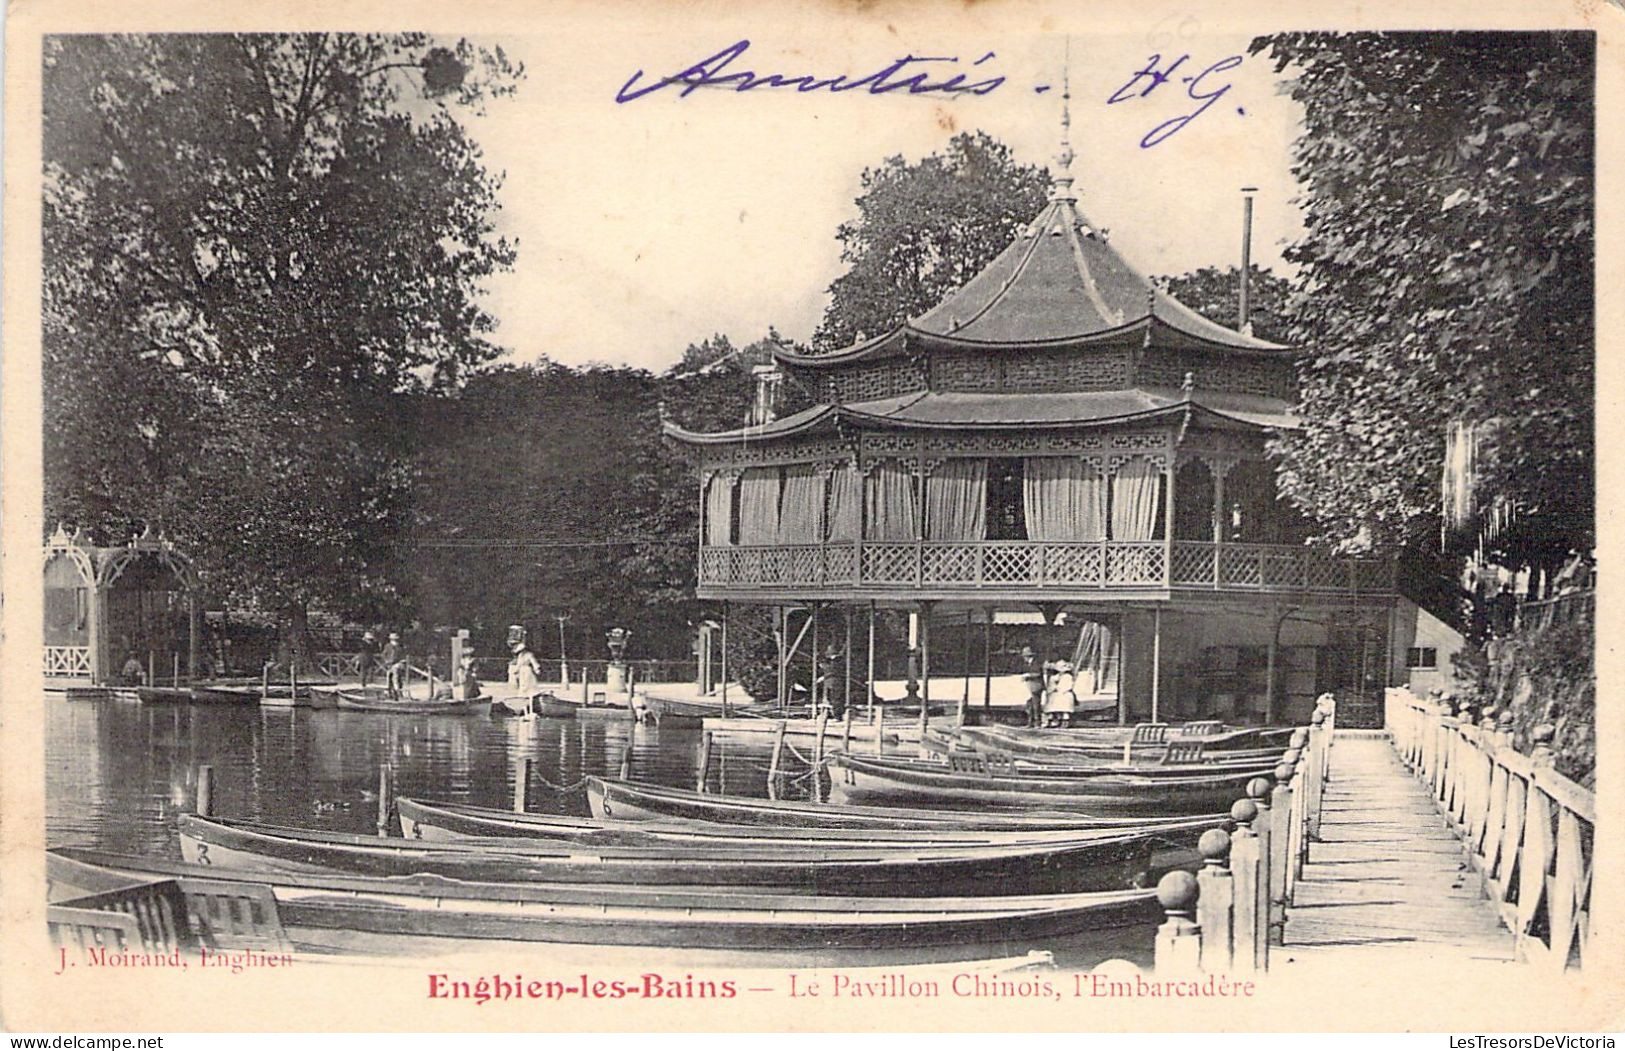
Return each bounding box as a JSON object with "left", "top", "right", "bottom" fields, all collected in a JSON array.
[{"left": 664, "top": 118, "right": 1396, "bottom": 728}]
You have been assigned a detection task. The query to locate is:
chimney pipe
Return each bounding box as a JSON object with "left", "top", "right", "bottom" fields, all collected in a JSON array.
[{"left": 1239, "top": 187, "right": 1257, "bottom": 335}]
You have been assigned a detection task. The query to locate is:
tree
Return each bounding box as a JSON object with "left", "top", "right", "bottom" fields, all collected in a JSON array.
[
  {"left": 813, "top": 131, "right": 1049, "bottom": 351},
  {"left": 1249, "top": 32, "right": 1593, "bottom": 559},
  {"left": 1154, "top": 265, "right": 1293, "bottom": 345},
  {"left": 44, "top": 34, "right": 523, "bottom": 652}
]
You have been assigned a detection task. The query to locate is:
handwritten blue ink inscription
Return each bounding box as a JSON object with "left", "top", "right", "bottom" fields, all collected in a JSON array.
[
  {"left": 1107, "top": 53, "right": 1244, "bottom": 148},
  {"left": 617, "top": 40, "right": 1006, "bottom": 103}
]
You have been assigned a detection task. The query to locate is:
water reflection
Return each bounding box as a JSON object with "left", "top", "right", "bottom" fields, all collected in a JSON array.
[{"left": 45, "top": 699, "right": 818, "bottom": 856}]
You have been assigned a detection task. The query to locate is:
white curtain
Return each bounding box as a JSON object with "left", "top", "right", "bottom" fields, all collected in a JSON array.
[
  {"left": 704, "top": 474, "right": 735, "bottom": 546},
  {"left": 827, "top": 464, "right": 861, "bottom": 541},
  {"left": 1023, "top": 458, "right": 1107, "bottom": 541},
  {"left": 737, "top": 467, "right": 782, "bottom": 545},
  {"left": 777, "top": 465, "right": 826, "bottom": 544},
  {"left": 1110, "top": 458, "right": 1163, "bottom": 540},
  {"left": 924, "top": 459, "right": 988, "bottom": 541},
  {"left": 864, "top": 461, "right": 919, "bottom": 541}
]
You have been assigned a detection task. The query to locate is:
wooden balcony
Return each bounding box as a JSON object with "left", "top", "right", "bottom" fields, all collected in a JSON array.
[{"left": 697, "top": 539, "right": 1395, "bottom": 604}]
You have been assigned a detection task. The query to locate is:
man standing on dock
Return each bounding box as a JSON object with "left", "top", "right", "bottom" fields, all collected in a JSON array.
[
  {"left": 381, "top": 632, "right": 404, "bottom": 698},
  {"left": 356, "top": 630, "right": 377, "bottom": 688},
  {"left": 1020, "top": 645, "right": 1045, "bottom": 727}
]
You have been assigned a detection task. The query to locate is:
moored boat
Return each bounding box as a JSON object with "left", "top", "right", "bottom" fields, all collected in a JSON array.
[
  {"left": 332, "top": 687, "right": 489, "bottom": 715},
  {"left": 827, "top": 753, "right": 1258, "bottom": 813},
  {"left": 176, "top": 813, "right": 1161, "bottom": 895},
  {"left": 47, "top": 847, "right": 1159, "bottom": 965},
  {"left": 585, "top": 777, "right": 1233, "bottom": 831},
  {"left": 395, "top": 796, "right": 1224, "bottom": 849}
]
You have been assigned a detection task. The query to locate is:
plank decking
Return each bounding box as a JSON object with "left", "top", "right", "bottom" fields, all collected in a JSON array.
[{"left": 1276, "top": 734, "right": 1518, "bottom": 966}]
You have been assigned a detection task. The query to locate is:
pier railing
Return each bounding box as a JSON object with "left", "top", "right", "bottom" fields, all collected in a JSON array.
[
  {"left": 1153, "top": 695, "right": 1336, "bottom": 976},
  {"left": 1386, "top": 687, "right": 1593, "bottom": 972}
]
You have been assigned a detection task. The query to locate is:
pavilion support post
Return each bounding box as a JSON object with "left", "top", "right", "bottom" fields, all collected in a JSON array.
[
  {"left": 720, "top": 601, "right": 730, "bottom": 718},
  {"left": 775, "top": 606, "right": 787, "bottom": 710},
  {"left": 1151, "top": 605, "right": 1164, "bottom": 724},
  {"left": 843, "top": 606, "right": 853, "bottom": 716},
  {"left": 983, "top": 610, "right": 993, "bottom": 710},
  {"left": 1117, "top": 612, "right": 1128, "bottom": 726},
  {"left": 918, "top": 605, "right": 932, "bottom": 740},
  {"left": 1213, "top": 462, "right": 1228, "bottom": 589},
  {"left": 866, "top": 601, "right": 877, "bottom": 723},
  {"left": 810, "top": 604, "right": 819, "bottom": 710},
  {"left": 959, "top": 610, "right": 972, "bottom": 726}
]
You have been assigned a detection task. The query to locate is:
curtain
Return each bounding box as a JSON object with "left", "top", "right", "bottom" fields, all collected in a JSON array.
[
  {"left": 924, "top": 459, "right": 988, "bottom": 541},
  {"left": 776, "top": 465, "right": 826, "bottom": 544},
  {"left": 1023, "top": 458, "right": 1107, "bottom": 540},
  {"left": 827, "top": 464, "right": 861, "bottom": 541},
  {"left": 704, "top": 474, "right": 734, "bottom": 546},
  {"left": 1110, "top": 458, "right": 1163, "bottom": 540},
  {"left": 737, "top": 467, "right": 782, "bottom": 545},
  {"left": 864, "top": 461, "right": 919, "bottom": 541}
]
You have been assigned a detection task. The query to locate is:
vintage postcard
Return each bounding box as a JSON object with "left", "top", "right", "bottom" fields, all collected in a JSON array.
[{"left": 1, "top": 0, "right": 1619, "bottom": 1034}]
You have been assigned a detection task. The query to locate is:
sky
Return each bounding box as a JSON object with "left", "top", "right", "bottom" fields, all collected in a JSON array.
[{"left": 462, "top": 26, "right": 1308, "bottom": 371}]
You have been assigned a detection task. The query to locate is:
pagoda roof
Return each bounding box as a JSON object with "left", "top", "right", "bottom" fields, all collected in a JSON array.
[
  {"left": 777, "top": 194, "right": 1287, "bottom": 368},
  {"left": 663, "top": 387, "right": 1298, "bottom": 447}
]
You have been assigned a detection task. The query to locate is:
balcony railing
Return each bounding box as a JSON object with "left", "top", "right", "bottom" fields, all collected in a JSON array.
[{"left": 699, "top": 539, "right": 1394, "bottom": 595}]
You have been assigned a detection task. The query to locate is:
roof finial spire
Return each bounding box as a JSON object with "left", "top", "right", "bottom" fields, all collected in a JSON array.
[{"left": 1049, "top": 39, "right": 1077, "bottom": 203}]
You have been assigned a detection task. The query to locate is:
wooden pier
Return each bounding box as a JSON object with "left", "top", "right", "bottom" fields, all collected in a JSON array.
[
  {"left": 1274, "top": 733, "right": 1517, "bottom": 965},
  {"left": 1154, "top": 687, "right": 1593, "bottom": 977}
]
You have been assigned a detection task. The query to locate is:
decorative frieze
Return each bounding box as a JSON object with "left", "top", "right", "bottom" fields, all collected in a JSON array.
[{"left": 1139, "top": 352, "right": 1296, "bottom": 400}]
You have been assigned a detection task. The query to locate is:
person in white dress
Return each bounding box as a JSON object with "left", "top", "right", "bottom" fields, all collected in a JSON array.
[{"left": 1044, "top": 659, "right": 1078, "bottom": 728}]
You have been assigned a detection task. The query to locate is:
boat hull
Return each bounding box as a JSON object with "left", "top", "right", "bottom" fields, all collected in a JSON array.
[
  {"left": 585, "top": 778, "right": 1232, "bottom": 831},
  {"left": 48, "top": 848, "right": 1157, "bottom": 965},
  {"left": 177, "top": 815, "right": 1159, "bottom": 895},
  {"left": 828, "top": 755, "right": 1257, "bottom": 813},
  {"left": 396, "top": 796, "right": 1223, "bottom": 849},
  {"left": 332, "top": 688, "right": 489, "bottom": 715}
]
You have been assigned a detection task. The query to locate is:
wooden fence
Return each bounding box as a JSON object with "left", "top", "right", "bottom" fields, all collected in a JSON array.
[
  {"left": 1386, "top": 687, "right": 1592, "bottom": 971},
  {"left": 1153, "top": 695, "right": 1336, "bottom": 975}
]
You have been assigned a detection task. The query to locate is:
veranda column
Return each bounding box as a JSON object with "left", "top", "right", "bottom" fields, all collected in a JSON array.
[{"left": 1151, "top": 605, "right": 1164, "bottom": 723}]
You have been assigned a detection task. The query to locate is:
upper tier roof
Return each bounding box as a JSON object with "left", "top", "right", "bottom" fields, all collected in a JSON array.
[{"left": 777, "top": 192, "right": 1287, "bottom": 368}]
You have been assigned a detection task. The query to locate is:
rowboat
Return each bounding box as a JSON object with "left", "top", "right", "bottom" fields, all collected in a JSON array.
[
  {"left": 957, "top": 724, "right": 1293, "bottom": 761},
  {"left": 702, "top": 715, "right": 921, "bottom": 746},
  {"left": 47, "top": 847, "right": 1158, "bottom": 965},
  {"left": 488, "top": 692, "right": 570, "bottom": 717},
  {"left": 585, "top": 777, "right": 1233, "bottom": 831},
  {"left": 177, "top": 814, "right": 1161, "bottom": 895},
  {"left": 189, "top": 684, "right": 264, "bottom": 704},
  {"left": 931, "top": 727, "right": 1281, "bottom": 775},
  {"left": 395, "top": 796, "right": 1226, "bottom": 849},
  {"left": 331, "top": 687, "right": 489, "bottom": 715},
  {"left": 827, "top": 753, "right": 1258, "bottom": 813},
  {"left": 541, "top": 690, "right": 634, "bottom": 716},
  {"left": 135, "top": 685, "right": 193, "bottom": 703}
]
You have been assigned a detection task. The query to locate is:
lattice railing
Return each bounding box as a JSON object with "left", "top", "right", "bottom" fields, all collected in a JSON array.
[
  {"left": 44, "top": 645, "right": 91, "bottom": 677},
  {"left": 699, "top": 541, "right": 1389, "bottom": 596}
]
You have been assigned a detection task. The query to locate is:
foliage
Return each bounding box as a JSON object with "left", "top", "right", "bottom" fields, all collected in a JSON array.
[
  {"left": 1154, "top": 265, "right": 1293, "bottom": 345},
  {"left": 43, "top": 33, "right": 523, "bottom": 636},
  {"left": 1249, "top": 32, "right": 1593, "bottom": 557},
  {"left": 1451, "top": 606, "right": 1594, "bottom": 787},
  {"left": 813, "top": 132, "right": 1049, "bottom": 351}
]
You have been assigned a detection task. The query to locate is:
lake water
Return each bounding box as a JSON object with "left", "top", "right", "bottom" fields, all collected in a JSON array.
[{"left": 44, "top": 697, "right": 1156, "bottom": 967}]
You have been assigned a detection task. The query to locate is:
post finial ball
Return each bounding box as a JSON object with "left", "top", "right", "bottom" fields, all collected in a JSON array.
[
  {"left": 1532, "top": 723, "right": 1556, "bottom": 746},
  {"left": 1156, "top": 869, "right": 1199, "bottom": 912},
  {"left": 1282, "top": 747, "right": 1301, "bottom": 765},
  {"left": 1199, "top": 828, "right": 1231, "bottom": 863},
  {"left": 1231, "top": 797, "right": 1258, "bottom": 824},
  {"left": 1247, "top": 776, "right": 1273, "bottom": 801},
  {"left": 1290, "top": 728, "right": 1309, "bottom": 748},
  {"left": 1274, "top": 762, "right": 1295, "bottom": 782},
  {"left": 1312, "top": 709, "right": 1326, "bottom": 725}
]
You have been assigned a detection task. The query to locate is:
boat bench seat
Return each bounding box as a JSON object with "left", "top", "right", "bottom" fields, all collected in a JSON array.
[
  {"left": 52, "top": 877, "right": 293, "bottom": 957},
  {"left": 1161, "top": 740, "right": 1207, "bottom": 765},
  {"left": 947, "top": 750, "right": 1016, "bottom": 776}
]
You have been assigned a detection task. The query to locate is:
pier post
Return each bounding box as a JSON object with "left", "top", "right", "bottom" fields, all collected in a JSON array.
[
  {"left": 1228, "top": 798, "right": 1264, "bottom": 974},
  {"left": 1196, "top": 828, "right": 1235, "bottom": 975},
  {"left": 262, "top": 661, "right": 270, "bottom": 701},
  {"left": 618, "top": 740, "right": 633, "bottom": 781},
  {"left": 148, "top": 651, "right": 155, "bottom": 689},
  {"left": 1153, "top": 871, "right": 1202, "bottom": 977},
  {"left": 375, "top": 763, "right": 393, "bottom": 836},
  {"left": 696, "top": 732, "right": 713, "bottom": 793},
  {"left": 768, "top": 719, "right": 788, "bottom": 783},
  {"left": 196, "top": 764, "right": 214, "bottom": 817},
  {"left": 173, "top": 653, "right": 181, "bottom": 687},
  {"left": 514, "top": 757, "right": 530, "bottom": 813},
  {"left": 581, "top": 667, "right": 589, "bottom": 705},
  {"left": 842, "top": 708, "right": 854, "bottom": 755},
  {"left": 1268, "top": 757, "right": 1295, "bottom": 945},
  {"left": 1244, "top": 778, "right": 1273, "bottom": 970}
]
